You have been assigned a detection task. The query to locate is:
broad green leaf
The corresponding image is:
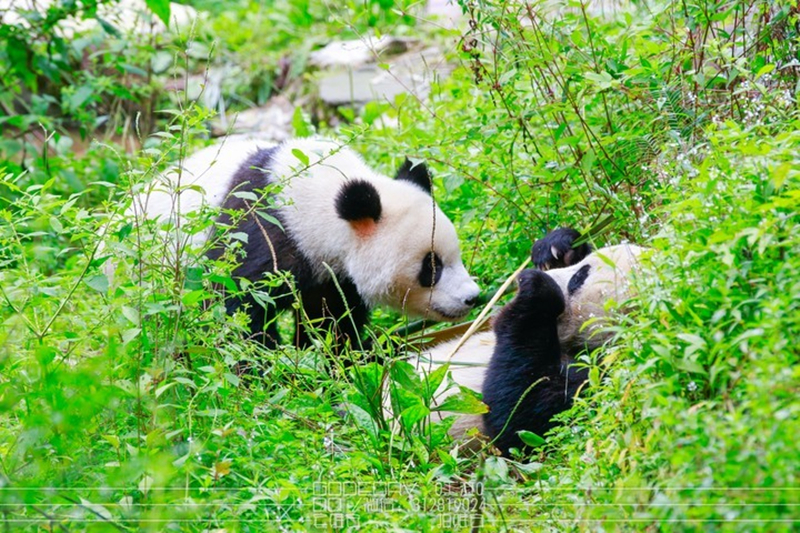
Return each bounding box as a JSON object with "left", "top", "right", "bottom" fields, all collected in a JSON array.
[
  {"left": 517, "top": 430, "right": 546, "bottom": 448},
  {"left": 434, "top": 386, "right": 487, "bottom": 414},
  {"left": 69, "top": 85, "right": 93, "bottom": 110},
  {"left": 400, "top": 403, "right": 430, "bottom": 426},
  {"left": 121, "top": 306, "right": 140, "bottom": 326},
  {"left": 422, "top": 363, "right": 449, "bottom": 399},
  {"left": 584, "top": 71, "right": 617, "bottom": 91},
  {"left": 121, "top": 328, "right": 141, "bottom": 344},
  {"left": 85, "top": 274, "right": 109, "bottom": 294},
  {"left": 49, "top": 216, "right": 63, "bottom": 233},
  {"left": 145, "top": 0, "right": 171, "bottom": 26}
]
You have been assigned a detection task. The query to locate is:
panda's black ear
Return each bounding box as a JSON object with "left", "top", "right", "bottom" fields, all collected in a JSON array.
[
  {"left": 336, "top": 179, "right": 382, "bottom": 222},
  {"left": 395, "top": 158, "right": 432, "bottom": 194}
]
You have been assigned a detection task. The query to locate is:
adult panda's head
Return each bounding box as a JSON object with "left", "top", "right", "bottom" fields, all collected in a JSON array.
[
  {"left": 274, "top": 139, "right": 481, "bottom": 323},
  {"left": 332, "top": 157, "right": 481, "bottom": 322}
]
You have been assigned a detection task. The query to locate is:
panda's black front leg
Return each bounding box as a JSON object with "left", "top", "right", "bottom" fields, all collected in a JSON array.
[
  {"left": 531, "top": 227, "right": 592, "bottom": 270},
  {"left": 220, "top": 293, "right": 281, "bottom": 376},
  {"left": 225, "top": 293, "right": 281, "bottom": 348},
  {"left": 482, "top": 269, "right": 570, "bottom": 455},
  {"left": 296, "top": 278, "right": 370, "bottom": 358}
]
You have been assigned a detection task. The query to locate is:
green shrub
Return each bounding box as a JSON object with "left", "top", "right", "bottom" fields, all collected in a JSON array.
[{"left": 1, "top": 0, "right": 799, "bottom": 530}]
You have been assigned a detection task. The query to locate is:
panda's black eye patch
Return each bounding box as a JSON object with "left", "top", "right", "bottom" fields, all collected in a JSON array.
[
  {"left": 419, "top": 252, "right": 444, "bottom": 288},
  {"left": 568, "top": 264, "right": 591, "bottom": 295}
]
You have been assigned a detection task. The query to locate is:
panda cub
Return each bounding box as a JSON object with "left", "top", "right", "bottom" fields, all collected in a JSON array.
[
  {"left": 482, "top": 267, "right": 570, "bottom": 454},
  {"left": 416, "top": 231, "right": 642, "bottom": 455},
  {"left": 129, "top": 138, "right": 481, "bottom": 349},
  {"left": 486, "top": 234, "right": 642, "bottom": 454}
]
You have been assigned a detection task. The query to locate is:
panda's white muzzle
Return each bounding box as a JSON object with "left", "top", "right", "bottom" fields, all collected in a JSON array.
[{"left": 427, "top": 264, "right": 481, "bottom": 321}]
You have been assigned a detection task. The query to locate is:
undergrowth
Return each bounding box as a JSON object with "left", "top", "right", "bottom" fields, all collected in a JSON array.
[{"left": 1, "top": 0, "right": 798, "bottom": 530}]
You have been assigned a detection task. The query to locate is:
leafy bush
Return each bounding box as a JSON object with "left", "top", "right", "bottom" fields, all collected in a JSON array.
[
  {"left": 528, "top": 119, "right": 800, "bottom": 529},
  {"left": 1, "top": 0, "right": 799, "bottom": 530}
]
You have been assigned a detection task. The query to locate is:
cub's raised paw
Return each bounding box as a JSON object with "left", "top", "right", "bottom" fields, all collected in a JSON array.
[
  {"left": 511, "top": 269, "right": 565, "bottom": 318},
  {"left": 531, "top": 228, "right": 592, "bottom": 270}
]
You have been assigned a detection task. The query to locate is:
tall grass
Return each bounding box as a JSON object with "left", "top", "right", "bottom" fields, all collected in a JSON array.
[{"left": 0, "top": 0, "right": 798, "bottom": 530}]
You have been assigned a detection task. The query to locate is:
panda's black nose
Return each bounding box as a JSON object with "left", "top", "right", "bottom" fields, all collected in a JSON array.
[{"left": 465, "top": 294, "right": 481, "bottom": 307}]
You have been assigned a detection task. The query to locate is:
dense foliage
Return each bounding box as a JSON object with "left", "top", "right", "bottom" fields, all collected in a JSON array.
[{"left": 1, "top": 0, "right": 798, "bottom": 530}]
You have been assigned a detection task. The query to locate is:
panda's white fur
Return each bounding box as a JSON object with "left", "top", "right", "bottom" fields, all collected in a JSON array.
[
  {"left": 128, "top": 139, "right": 269, "bottom": 242},
  {"left": 406, "top": 244, "right": 643, "bottom": 439},
  {"left": 419, "top": 331, "right": 493, "bottom": 439},
  {"left": 120, "top": 137, "right": 480, "bottom": 345},
  {"left": 547, "top": 243, "right": 644, "bottom": 351}
]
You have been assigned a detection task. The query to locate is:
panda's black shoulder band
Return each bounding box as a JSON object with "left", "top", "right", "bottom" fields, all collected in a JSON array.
[
  {"left": 395, "top": 158, "right": 432, "bottom": 194},
  {"left": 567, "top": 264, "right": 592, "bottom": 296},
  {"left": 336, "top": 179, "right": 382, "bottom": 221}
]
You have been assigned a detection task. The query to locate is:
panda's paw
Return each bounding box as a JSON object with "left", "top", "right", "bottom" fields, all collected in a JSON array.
[{"left": 531, "top": 228, "right": 592, "bottom": 270}]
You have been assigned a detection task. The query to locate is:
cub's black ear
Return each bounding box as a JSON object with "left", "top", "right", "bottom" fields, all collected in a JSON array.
[
  {"left": 395, "top": 158, "right": 432, "bottom": 194},
  {"left": 336, "top": 179, "right": 382, "bottom": 222}
]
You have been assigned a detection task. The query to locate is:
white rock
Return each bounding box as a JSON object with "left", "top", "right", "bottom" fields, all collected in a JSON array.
[{"left": 309, "top": 36, "right": 413, "bottom": 69}]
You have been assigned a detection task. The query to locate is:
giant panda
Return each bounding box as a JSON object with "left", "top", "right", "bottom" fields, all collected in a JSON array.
[
  {"left": 409, "top": 231, "right": 643, "bottom": 454},
  {"left": 121, "top": 137, "right": 481, "bottom": 350}
]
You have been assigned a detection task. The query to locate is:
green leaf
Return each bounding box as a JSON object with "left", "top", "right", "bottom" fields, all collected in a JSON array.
[
  {"left": 434, "top": 386, "right": 487, "bottom": 414},
  {"left": 675, "top": 359, "right": 707, "bottom": 375},
  {"left": 291, "top": 107, "right": 312, "bottom": 137},
  {"left": 79, "top": 499, "right": 112, "bottom": 521},
  {"left": 223, "top": 372, "right": 240, "bottom": 387},
  {"left": 256, "top": 210, "right": 285, "bottom": 231},
  {"left": 772, "top": 162, "right": 791, "bottom": 188},
  {"left": 584, "top": 71, "right": 618, "bottom": 91},
  {"left": 400, "top": 403, "right": 430, "bottom": 426},
  {"left": 229, "top": 232, "right": 249, "bottom": 243},
  {"left": 120, "top": 63, "right": 148, "bottom": 76},
  {"left": 517, "top": 430, "right": 546, "bottom": 448},
  {"left": 754, "top": 63, "right": 775, "bottom": 80},
  {"left": 102, "top": 435, "right": 120, "bottom": 450},
  {"left": 8, "top": 36, "right": 35, "bottom": 88},
  {"left": 362, "top": 101, "right": 389, "bottom": 125},
  {"left": 196, "top": 409, "right": 228, "bottom": 417},
  {"left": 69, "top": 85, "right": 94, "bottom": 111},
  {"left": 182, "top": 289, "right": 209, "bottom": 306},
  {"left": 338, "top": 107, "right": 355, "bottom": 122},
  {"left": 231, "top": 190, "right": 259, "bottom": 201},
  {"left": 422, "top": 363, "right": 449, "bottom": 399},
  {"left": 151, "top": 51, "right": 173, "bottom": 74},
  {"left": 85, "top": 274, "right": 109, "bottom": 294},
  {"left": 389, "top": 360, "right": 423, "bottom": 393},
  {"left": 342, "top": 402, "right": 378, "bottom": 439},
  {"left": 155, "top": 382, "right": 177, "bottom": 398},
  {"left": 49, "top": 216, "right": 63, "bottom": 234},
  {"left": 515, "top": 461, "right": 544, "bottom": 474},
  {"left": 145, "top": 0, "right": 171, "bottom": 27},
  {"left": 209, "top": 274, "right": 238, "bottom": 293},
  {"left": 122, "top": 328, "right": 141, "bottom": 344},
  {"left": 36, "top": 346, "right": 57, "bottom": 366},
  {"left": 95, "top": 16, "right": 121, "bottom": 36},
  {"left": 291, "top": 148, "right": 309, "bottom": 166},
  {"left": 121, "top": 306, "right": 140, "bottom": 326}
]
